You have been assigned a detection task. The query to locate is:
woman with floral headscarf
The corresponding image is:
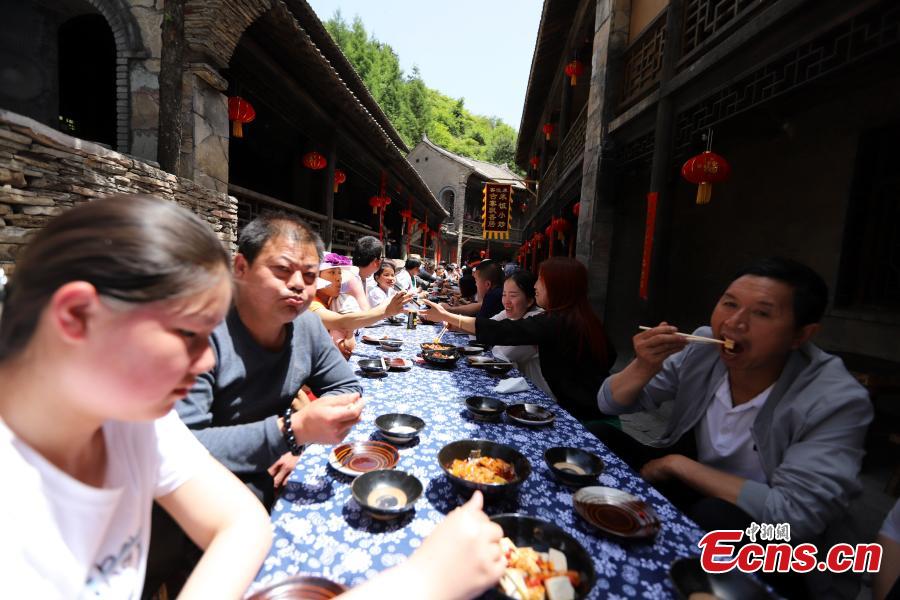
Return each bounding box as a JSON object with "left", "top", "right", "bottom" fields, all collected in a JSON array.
[{"left": 310, "top": 253, "right": 412, "bottom": 359}]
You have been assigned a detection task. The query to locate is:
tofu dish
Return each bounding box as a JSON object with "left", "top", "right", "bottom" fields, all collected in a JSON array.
[{"left": 499, "top": 538, "right": 580, "bottom": 600}]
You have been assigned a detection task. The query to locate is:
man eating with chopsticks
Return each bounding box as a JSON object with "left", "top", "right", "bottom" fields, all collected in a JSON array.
[{"left": 596, "top": 257, "right": 872, "bottom": 599}]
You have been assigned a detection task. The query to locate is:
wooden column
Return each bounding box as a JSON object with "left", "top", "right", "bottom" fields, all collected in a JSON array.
[
  {"left": 322, "top": 136, "right": 337, "bottom": 251},
  {"left": 575, "top": 0, "right": 631, "bottom": 317},
  {"left": 645, "top": 0, "right": 684, "bottom": 321}
]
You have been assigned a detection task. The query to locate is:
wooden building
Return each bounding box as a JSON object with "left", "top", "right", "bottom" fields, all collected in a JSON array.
[
  {"left": 408, "top": 135, "right": 527, "bottom": 264},
  {"left": 517, "top": 0, "right": 900, "bottom": 364},
  {"left": 0, "top": 0, "right": 446, "bottom": 271}
]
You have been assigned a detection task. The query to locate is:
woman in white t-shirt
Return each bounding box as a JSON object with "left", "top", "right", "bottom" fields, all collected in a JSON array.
[
  {"left": 367, "top": 262, "right": 397, "bottom": 308},
  {"left": 489, "top": 270, "right": 555, "bottom": 398},
  {"left": 0, "top": 195, "right": 507, "bottom": 600},
  {"left": 0, "top": 195, "right": 272, "bottom": 598}
]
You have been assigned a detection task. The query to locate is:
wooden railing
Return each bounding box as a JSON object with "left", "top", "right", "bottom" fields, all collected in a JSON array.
[
  {"left": 229, "top": 184, "right": 378, "bottom": 253},
  {"left": 537, "top": 104, "right": 588, "bottom": 204}
]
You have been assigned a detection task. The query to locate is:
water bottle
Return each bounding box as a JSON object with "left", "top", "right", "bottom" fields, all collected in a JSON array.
[{"left": 406, "top": 310, "right": 417, "bottom": 329}]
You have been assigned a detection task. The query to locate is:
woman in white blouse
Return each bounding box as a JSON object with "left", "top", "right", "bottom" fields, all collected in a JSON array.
[
  {"left": 490, "top": 270, "right": 555, "bottom": 398},
  {"left": 367, "top": 262, "right": 397, "bottom": 308}
]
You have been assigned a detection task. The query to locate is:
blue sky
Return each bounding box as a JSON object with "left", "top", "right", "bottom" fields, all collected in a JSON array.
[{"left": 307, "top": 0, "right": 544, "bottom": 131}]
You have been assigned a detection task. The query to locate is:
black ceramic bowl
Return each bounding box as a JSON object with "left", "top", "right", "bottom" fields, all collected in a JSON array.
[
  {"left": 437, "top": 439, "right": 531, "bottom": 494},
  {"left": 483, "top": 362, "right": 514, "bottom": 375},
  {"left": 375, "top": 413, "right": 425, "bottom": 443},
  {"left": 465, "top": 396, "right": 506, "bottom": 419},
  {"left": 357, "top": 359, "right": 388, "bottom": 374},
  {"left": 491, "top": 514, "right": 596, "bottom": 599},
  {"left": 378, "top": 338, "right": 403, "bottom": 351},
  {"left": 351, "top": 469, "right": 423, "bottom": 520},
  {"left": 246, "top": 575, "right": 347, "bottom": 600},
  {"left": 422, "top": 348, "right": 460, "bottom": 367},
  {"left": 543, "top": 447, "right": 605, "bottom": 487},
  {"left": 669, "top": 557, "right": 772, "bottom": 599}
]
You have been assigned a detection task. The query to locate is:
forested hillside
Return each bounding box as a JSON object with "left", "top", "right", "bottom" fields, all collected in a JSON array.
[{"left": 324, "top": 13, "right": 519, "bottom": 170}]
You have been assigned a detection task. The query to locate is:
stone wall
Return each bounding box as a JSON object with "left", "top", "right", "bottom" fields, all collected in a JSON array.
[{"left": 0, "top": 109, "right": 237, "bottom": 275}]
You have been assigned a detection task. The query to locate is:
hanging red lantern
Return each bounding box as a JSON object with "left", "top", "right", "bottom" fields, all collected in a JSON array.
[
  {"left": 520, "top": 201, "right": 529, "bottom": 213},
  {"left": 545, "top": 224, "right": 554, "bottom": 239},
  {"left": 542, "top": 123, "right": 555, "bottom": 141},
  {"left": 302, "top": 151, "right": 327, "bottom": 171},
  {"left": 369, "top": 195, "right": 390, "bottom": 214},
  {"left": 529, "top": 156, "right": 540, "bottom": 170},
  {"left": 333, "top": 168, "right": 346, "bottom": 193},
  {"left": 227, "top": 96, "right": 255, "bottom": 138},
  {"left": 572, "top": 202, "right": 581, "bottom": 218},
  {"left": 552, "top": 217, "right": 573, "bottom": 242},
  {"left": 533, "top": 232, "right": 545, "bottom": 248},
  {"left": 681, "top": 150, "right": 731, "bottom": 205},
  {"left": 564, "top": 59, "right": 584, "bottom": 86}
]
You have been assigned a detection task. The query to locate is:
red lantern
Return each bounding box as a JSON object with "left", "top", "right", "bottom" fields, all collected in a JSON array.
[
  {"left": 533, "top": 232, "right": 545, "bottom": 248},
  {"left": 521, "top": 201, "right": 528, "bottom": 213},
  {"left": 564, "top": 60, "right": 584, "bottom": 86},
  {"left": 542, "top": 123, "right": 555, "bottom": 141},
  {"left": 302, "top": 151, "right": 327, "bottom": 171},
  {"left": 227, "top": 96, "right": 255, "bottom": 138},
  {"left": 369, "top": 195, "right": 390, "bottom": 215},
  {"left": 681, "top": 150, "right": 731, "bottom": 205},
  {"left": 333, "top": 168, "right": 346, "bottom": 193},
  {"left": 545, "top": 224, "right": 554, "bottom": 238},
  {"left": 529, "top": 156, "right": 540, "bottom": 170},
  {"left": 572, "top": 202, "right": 580, "bottom": 218},
  {"left": 552, "top": 217, "right": 572, "bottom": 242}
]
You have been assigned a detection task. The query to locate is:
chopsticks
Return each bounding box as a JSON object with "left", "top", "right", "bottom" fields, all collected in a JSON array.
[
  {"left": 434, "top": 325, "right": 448, "bottom": 343},
  {"left": 638, "top": 326, "right": 734, "bottom": 349}
]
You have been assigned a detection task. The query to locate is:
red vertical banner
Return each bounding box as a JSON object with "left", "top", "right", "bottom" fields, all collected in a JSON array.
[{"left": 639, "top": 192, "right": 658, "bottom": 301}]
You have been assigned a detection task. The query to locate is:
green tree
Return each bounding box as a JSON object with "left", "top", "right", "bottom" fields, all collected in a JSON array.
[{"left": 324, "top": 11, "right": 522, "bottom": 173}]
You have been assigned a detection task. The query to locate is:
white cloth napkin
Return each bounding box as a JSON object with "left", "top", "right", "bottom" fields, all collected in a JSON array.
[{"left": 493, "top": 377, "right": 529, "bottom": 394}]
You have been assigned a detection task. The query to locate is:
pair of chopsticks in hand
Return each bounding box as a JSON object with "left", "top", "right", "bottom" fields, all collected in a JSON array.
[
  {"left": 638, "top": 326, "right": 735, "bottom": 350},
  {"left": 433, "top": 325, "right": 448, "bottom": 344}
]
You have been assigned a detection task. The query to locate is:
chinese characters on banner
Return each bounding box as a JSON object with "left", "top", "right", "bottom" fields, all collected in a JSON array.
[{"left": 482, "top": 183, "right": 513, "bottom": 240}]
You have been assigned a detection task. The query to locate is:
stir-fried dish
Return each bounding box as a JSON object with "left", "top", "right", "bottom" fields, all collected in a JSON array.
[
  {"left": 449, "top": 456, "right": 515, "bottom": 484},
  {"left": 499, "top": 538, "right": 579, "bottom": 600}
]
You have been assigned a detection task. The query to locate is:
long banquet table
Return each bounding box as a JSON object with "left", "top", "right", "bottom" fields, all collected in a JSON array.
[{"left": 253, "top": 321, "right": 705, "bottom": 598}]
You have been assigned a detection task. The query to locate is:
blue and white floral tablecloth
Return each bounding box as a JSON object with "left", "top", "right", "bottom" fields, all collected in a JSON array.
[{"left": 254, "top": 322, "right": 704, "bottom": 598}]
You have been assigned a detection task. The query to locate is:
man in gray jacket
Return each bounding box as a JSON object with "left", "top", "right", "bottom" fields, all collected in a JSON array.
[
  {"left": 176, "top": 213, "right": 363, "bottom": 507},
  {"left": 597, "top": 257, "right": 872, "bottom": 597}
]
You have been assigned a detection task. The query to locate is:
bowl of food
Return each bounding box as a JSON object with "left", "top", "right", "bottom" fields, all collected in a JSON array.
[
  {"left": 483, "top": 362, "right": 514, "bottom": 375},
  {"left": 378, "top": 338, "right": 403, "bottom": 351},
  {"left": 543, "top": 447, "right": 604, "bottom": 487},
  {"left": 437, "top": 439, "right": 531, "bottom": 494},
  {"left": 420, "top": 342, "right": 456, "bottom": 353},
  {"left": 464, "top": 396, "right": 506, "bottom": 420},
  {"left": 357, "top": 359, "right": 388, "bottom": 375},
  {"left": 492, "top": 514, "right": 596, "bottom": 600},
  {"left": 246, "top": 575, "right": 347, "bottom": 600},
  {"left": 375, "top": 413, "right": 425, "bottom": 443},
  {"left": 506, "top": 403, "right": 555, "bottom": 426},
  {"left": 422, "top": 349, "right": 460, "bottom": 367},
  {"left": 351, "top": 469, "right": 423, "bottom": 521}
]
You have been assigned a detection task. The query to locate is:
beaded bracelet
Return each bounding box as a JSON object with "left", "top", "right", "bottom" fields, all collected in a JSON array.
[{"left": 282, "top": 406, "right": 302, "bottom": 456}]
